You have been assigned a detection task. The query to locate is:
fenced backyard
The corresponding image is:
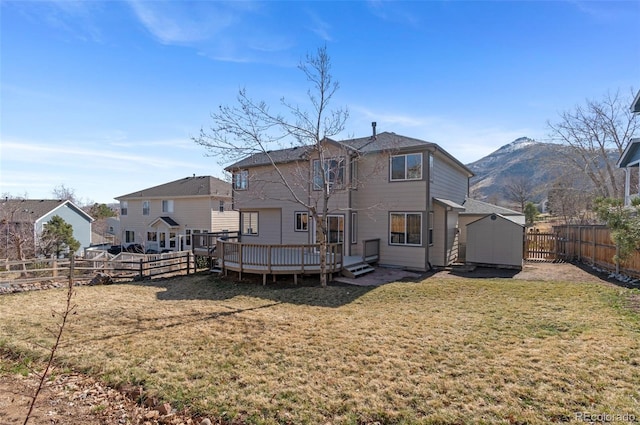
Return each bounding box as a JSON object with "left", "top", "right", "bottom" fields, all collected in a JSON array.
[
  {"left": 0, "top": 251, "right": 196, "bottom": 287},
  {"left": 525, "top": 225, "right": 640, "bottom": 278}
]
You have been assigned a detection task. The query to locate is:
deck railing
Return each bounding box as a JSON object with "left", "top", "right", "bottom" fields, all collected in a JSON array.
[
  {"left": 216, "top": 240, "right": 343, "bottom": 283},
  {"left": 192, "top": 231, "right": 240, "bottom": 254}
]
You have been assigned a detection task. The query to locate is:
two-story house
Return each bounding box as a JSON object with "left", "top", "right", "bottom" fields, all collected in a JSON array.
[
  {"left": 226, "top": 129, "right": 473, "bottom": 271},
  {"left": 115, "top": 176, "right": 238, "bottom": 253}
]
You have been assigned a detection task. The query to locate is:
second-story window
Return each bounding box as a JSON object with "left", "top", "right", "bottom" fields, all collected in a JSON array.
[
  {"left": 219, "top": 200, "right": 224, "bottom": 212},
  {"left": 233, "top": 170, "right": 248, "bottom": 190},
  {"left": 390, "top": 153, "right": 422, "bottom": 181},
  {"left": 162, "top": 200, "right": 174, "bottom": 213},
  {"left": 142, "top": 201, "right": 150, "bottom": 216},
  {"left": 313, "top": 158, "right": 345, "bottom": 190},
  {"left": 120, "top": 201, "right": 128, "bottom": 216}
]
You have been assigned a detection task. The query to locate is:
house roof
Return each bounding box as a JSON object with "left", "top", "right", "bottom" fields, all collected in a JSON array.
[
  {"left": 149, "top": 216, "right": 180, "bottom": 228},
  {"left": 461, "top": 197, "right": 524, "bottom": 216},
  {"left": 617, "top": 138, "right": 640, "bottom": 168},
  {"left": 1, "top": 199, "right": 93, "bottom": 223},
  {"left": 226, "top": 145, "right": 315, "bottom": 170},
  {"left": 632, "top": 89, "right": 640, "bottom": 114},
  {"left": 434, "top": 198, "right": 465, "bottom": 211},
  {"left": 226, "top": 131, "right": 473, "bottom": 177},
  {"left": 115, "top": 176, "right": 232, "bottom": 200}
]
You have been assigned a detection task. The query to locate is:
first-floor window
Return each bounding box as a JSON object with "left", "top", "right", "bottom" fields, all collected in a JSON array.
[
  {"left": 389, "top": 213, "right": 422, "bottom": 246},
  {"left": 295, "top": 212, "right": 308, "bottom": 232},
  {"left": 185, "top": 229, "right": 192, "bottom": 246},
  {"left": 125, "top": 230, "right": 135, "bottom": 243},
  {"left": 147, "top": 231, "right": 157, "bottom": 242},
  {"left": 169, "top": 232, "right": 176, "bottom": 248},
  {"left": 241, "top": 212, "right": 258, "bottom": 235}
]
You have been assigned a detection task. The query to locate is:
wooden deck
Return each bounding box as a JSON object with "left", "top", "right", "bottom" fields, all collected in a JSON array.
[
  {"left": 192, "top": 233, "right": 380, "bottom": 284},
  {"left": 193, "top": 232, "right": 380, "bottom": 284},
  {"left": 217, "top": 241, "right": 343, "bottom": 284}
]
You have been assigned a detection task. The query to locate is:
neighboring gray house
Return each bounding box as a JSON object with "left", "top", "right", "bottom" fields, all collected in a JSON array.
[
  {"left": 617, "top": 89, "right": 640, "bottom": 206},
  {"left": 458, "top": 197, "right": 525, "bottom": 261},
  {"left": 1, "top": 199, "right": 93, "bottom": 257},
  {"left": 115, "top": 176, "right": 238, "bottom": 253},
  {"left": 226, "top": 129, "right": 473, "bottom": 271}
]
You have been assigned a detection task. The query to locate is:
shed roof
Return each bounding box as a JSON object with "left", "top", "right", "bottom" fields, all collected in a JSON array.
[
  {"left": 115, "top": 176, "right": 232, "bottom": 200},
  {"left": 461, "top": 198, "right": 524, "bottom": 216},
  {"left": 1, "top": 199, "right": 93, "bottom": 223},
  {"left": 467, "top": 213, "right": 524, "bottom": 228}
]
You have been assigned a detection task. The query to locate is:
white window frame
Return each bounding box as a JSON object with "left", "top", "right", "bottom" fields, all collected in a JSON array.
[
  {"left": 120, "top": 201, "right": 128, "bottom": 216},
  {"left": 142, "top": 200, "right": 150, "bottom": 216},
  {"left": 295, "top": 212, "right": 308, "bottom": 232},
  {"left": 241, "top": 212, "right": 258, "bottom": 236},
  {"left": 125, "top": 230, "right": 135, "bottom": 243},
  {"left": 162, "top": 200, "right": 174, "bottom": 213},
  {"left": 313, "top": 157, "right": 345, "bottom": 190},
  {"left": 390, "top": 153, "right": 423, "bottom": 181},
  {"left": 233, "top": 170, "right": 249, "bottom": 190},
  {"left": 389, "top": 212, "right": 422, "bottom": 246}
]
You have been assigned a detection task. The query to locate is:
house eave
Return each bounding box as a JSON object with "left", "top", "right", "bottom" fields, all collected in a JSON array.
[{"left": 632, "top": 89, "right": 640, "bottom": 114}]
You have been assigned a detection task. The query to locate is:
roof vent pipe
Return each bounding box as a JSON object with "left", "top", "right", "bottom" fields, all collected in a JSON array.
[{"left": 372, "top": 122, "right": 377, "bottom": 138}]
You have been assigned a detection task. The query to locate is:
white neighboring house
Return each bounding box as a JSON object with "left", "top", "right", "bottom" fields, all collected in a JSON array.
[{"left": 115, "top": 176, "right": 238, "bottom": 253}]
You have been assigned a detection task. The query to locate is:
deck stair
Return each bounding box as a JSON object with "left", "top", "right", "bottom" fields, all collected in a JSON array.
[{"left": 342, "top": 261, "right": 375, "bottom": 278}]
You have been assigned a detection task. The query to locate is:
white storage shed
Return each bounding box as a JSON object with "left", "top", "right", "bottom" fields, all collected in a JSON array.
[{"left": 466, "top": 213, "right": 524, "bottom": 269}]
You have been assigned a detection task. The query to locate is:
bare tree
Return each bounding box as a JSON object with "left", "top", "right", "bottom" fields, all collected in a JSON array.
[
  {"left": 0, "top": 199, "right": 36, "bottom": 262},
  {"left": 52, "top": 184, "right": 78, "bottom": 204},
  {"left": 503, "top": 176, "right": 535, "bottom": 212},
  {"left": 547, "top": 89, "right": 638, "bottom": 199},
  {"left": 546, "top": 173, "right": 595, "bottom": 224},
  {"left": 194, "top": 46, "right": 351, "bottom": 287}
]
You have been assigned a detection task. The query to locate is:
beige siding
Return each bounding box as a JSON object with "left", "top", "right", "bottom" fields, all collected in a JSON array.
[
  {"left": 430, "top": 204, "right": 446, "bottom": 267},
  {"left": 353, "top": 153, "right": 429, "bottom": 270},
  {"left": 118, "top": 196, "right": 237, "bottom": 251},
  {"left": 431, "top": 153, "right": 469, "bottom": 205},
  {"left": 241, "top": 208, "right": 281, "bottom": 244}
]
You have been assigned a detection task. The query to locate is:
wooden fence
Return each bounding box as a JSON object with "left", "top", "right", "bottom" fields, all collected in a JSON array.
[
  {"left": 525, "top": 225, "right": 640, "bottom": 278},
  {"left": 0, "top": 251, "right": 195, "bottom": 286}
]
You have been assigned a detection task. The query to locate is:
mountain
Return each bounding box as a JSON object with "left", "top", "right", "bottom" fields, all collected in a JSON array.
[{"left": 466, "top": 137, "right": 571, "bottom": 205}]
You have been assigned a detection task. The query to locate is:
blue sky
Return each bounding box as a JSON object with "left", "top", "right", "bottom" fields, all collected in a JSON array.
[{"left": 1, "top": 0, "right": 638, "bottom": 205}]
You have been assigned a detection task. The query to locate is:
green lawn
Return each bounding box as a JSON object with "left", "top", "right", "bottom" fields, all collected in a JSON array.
[{"left": 1, "top": 272, "right": 639, "bottom": 424}]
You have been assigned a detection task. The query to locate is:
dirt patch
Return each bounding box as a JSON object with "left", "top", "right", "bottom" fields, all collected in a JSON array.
[
  {"left": 433, "top": 261, "right": 615, "bottom": 283},
  {"left": 0, "top": 365, "right": 204, "bottom": 424}
]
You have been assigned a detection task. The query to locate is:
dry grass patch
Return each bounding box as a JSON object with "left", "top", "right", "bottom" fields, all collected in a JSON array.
[{"left": 1, "top": 273, "right": 639, "bottom": 424}]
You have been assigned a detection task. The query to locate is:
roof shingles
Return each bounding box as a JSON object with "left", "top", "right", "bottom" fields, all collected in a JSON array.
[{"left": 116, "top": 176, "right": 231, "bottom": 200}]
